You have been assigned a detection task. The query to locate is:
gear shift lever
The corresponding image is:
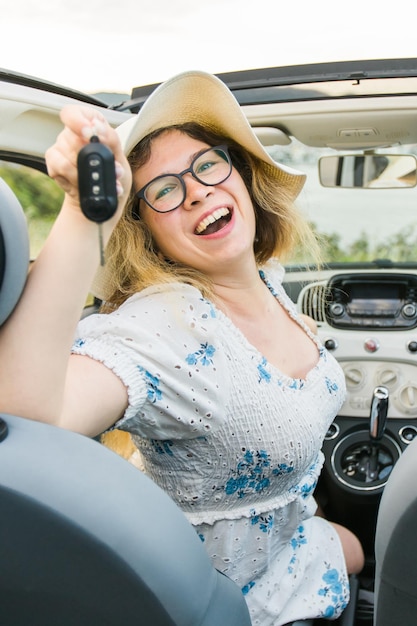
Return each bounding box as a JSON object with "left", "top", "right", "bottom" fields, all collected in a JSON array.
[
  {"left": 368, "top": 385, "right": 389, "bottom": 481},
  {"left": 370, "top": 385, "right": 389, "bottom": 441}
]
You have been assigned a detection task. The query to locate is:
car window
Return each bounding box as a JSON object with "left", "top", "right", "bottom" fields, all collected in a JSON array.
[
  {"left": 0, "top": 160, "right": 63, "bottom": 260},
  {"left": 267, "top": 140, "right": 417, "bottom": 267}
]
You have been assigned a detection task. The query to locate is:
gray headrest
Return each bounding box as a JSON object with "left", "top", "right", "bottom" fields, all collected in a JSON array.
[{"left": 0, "top": 178, "right": 30, "bottom": 325}]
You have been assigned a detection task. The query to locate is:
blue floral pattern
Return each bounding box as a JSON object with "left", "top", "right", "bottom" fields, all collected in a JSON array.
[
  {"left": 186, "top": 342, "right": 216, "bottom": 367},
  {"left": 318, "top": 567, "right": 348, "bottom": 618},
  {"left": 150, "top": 439, "right": 174, "bottom": 456},
  {"left": 259, "top": 269, "right": 276, "bottom": 296},
  {"left": 138, "top": 366, "right": 162, "bottom": 403},
  {"left": 288, "top": 525, "right": 307, "bottom": 573},
  {"left": 242, "top": 580, "right": 256, "bottom": 595},
  {"left": 289, "top": 378, "right": 304, "bottom": 390},
  {"left": 200, "top": 298, "right": 217, "bottom": 319},
  {"left": 257, "top": 357, "right": 271, "bottom": 383},
  {"left": 251, "top": 511, "right": 274, "bottom": 533},
  {"left": 290, "top": 459, "right": 319, "bottom": 499},
  {"left": 224, "top": 450, "right": 294, "bottom": 498},
  {"left": 325, "top": 376, "right": 339, "bottom": 394}
]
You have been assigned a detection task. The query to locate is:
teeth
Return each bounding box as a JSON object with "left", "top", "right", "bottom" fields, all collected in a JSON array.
[{"left": 195, "top": 207, "right": 230, "bottom": 234}]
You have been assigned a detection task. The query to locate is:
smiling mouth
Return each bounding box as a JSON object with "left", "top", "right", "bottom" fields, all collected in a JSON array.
[{"left": 195, "top": 207, "right": 232, "bottom": 235}]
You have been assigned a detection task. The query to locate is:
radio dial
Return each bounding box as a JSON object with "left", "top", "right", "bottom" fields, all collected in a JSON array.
[
  {"left": 395, "top": 383, "right": 417, "bottom": 415},
  {"left": 402, "top": 303, "right": 417, "bottom": 318},
  {"left": 329, "top": 302, "right": 345, "bottom": 317}
]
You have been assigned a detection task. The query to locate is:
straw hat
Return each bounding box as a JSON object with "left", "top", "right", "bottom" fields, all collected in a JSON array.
[
  {"left": 92, "top": 70, "right": 306, "bottom": 300},
  {"left": 117, "top": 69, "right": 305, "bottom": 193}
]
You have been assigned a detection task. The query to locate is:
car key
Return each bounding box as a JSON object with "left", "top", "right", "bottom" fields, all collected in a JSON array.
[{"left": 77, "top": 135, "right": 118, "bottom": 265}]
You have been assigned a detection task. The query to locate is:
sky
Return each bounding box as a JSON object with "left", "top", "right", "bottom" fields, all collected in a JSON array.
[{"left": 1, "top": 0, "right": 417, "bottom": 96}]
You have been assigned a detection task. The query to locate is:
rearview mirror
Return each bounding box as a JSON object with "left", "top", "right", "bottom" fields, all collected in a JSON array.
[{"left": 319, "top": 154, "right": 417, "bottom": 189}]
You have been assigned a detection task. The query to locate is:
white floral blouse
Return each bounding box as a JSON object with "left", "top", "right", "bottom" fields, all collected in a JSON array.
[{"left": 73, "top": 260, "right": 349, "bottom": 625}]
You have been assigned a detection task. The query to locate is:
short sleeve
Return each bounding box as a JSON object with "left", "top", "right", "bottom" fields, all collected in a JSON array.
[{"left": 72, "top": 283, "right": 230, "bottom": 439}]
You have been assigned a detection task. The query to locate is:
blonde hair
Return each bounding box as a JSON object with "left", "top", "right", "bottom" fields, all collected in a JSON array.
[{"left": 101, "top": 123, "right": 320, "bottom": 312}]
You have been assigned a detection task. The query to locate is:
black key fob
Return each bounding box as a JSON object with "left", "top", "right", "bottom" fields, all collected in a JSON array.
[{"left": 77, "top": 136, "right": 118, "bottom": 223}]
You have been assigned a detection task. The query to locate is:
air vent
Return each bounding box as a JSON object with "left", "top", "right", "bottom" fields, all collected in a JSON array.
[{"left": 298, "top": 281, "right": 328, "bottom": 322}]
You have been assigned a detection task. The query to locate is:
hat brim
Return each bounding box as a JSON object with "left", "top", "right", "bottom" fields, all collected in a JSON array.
[{"left": 116, "top": 70, "right": 305, "bottom": 199}]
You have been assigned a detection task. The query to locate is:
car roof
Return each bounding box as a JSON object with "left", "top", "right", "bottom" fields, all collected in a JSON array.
[
  {"left": 0, "top": 68, "right": 131, "bottom": 171},
  {"left": 1, "top": 58, "right": 417, "bottom": 170},
  {"left": 127, "top": 58, "right": 417, "bottom": 151}
]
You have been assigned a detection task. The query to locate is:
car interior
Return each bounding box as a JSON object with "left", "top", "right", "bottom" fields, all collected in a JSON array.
[{"left": 2, "top": 58, "right": 417, "bottom": 624}]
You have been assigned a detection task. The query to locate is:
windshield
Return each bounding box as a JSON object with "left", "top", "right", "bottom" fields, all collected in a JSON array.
[
  {"left": 3, "top": 135, "right": 417, "bottom": 269},
  {"left": 268, "top": 140, "right": 417, "bottom": 268}
]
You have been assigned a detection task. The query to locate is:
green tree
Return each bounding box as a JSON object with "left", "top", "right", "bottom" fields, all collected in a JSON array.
[
  {"left": 373, "top": 225, "right": 417, "bottom": 262},
  {"left": 0, "top": 164, "right": 63, "bottom": 219}
]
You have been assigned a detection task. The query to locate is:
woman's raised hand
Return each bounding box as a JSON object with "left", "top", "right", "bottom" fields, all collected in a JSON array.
[{"left": 45, "top": 105, "right": 132, "bottom": 224}]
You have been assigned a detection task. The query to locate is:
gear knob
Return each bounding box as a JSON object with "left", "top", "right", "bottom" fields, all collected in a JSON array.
[{"left": 369, "top": 385, "right": 389, "bottom": 441}]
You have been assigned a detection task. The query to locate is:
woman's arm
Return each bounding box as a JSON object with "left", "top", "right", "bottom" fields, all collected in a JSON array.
[{"left": 0, "top": 106, "right": 132, "bottom": 435}]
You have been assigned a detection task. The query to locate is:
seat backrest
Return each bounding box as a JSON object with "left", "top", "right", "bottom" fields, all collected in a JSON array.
[
  {"left": 0, "top": 177, "right": 30, "bottom": 325},
  {"left": 0, "top": 178, "right": 251, "bottom": 626},
  {"left": 374, "top": 436, "right": 417, "bottom": 625},
  {"left": 0, "top": 414, "right": 251, "bottom": 626}
]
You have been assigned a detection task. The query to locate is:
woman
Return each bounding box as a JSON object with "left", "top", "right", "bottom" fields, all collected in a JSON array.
[{"left": 0, "top": 70, "right": 363, "bottom": 625}]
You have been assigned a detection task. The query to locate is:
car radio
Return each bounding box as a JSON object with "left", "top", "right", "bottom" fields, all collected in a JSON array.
[{"left": 326, "top": 273, "right": 417, "bottom": 329}]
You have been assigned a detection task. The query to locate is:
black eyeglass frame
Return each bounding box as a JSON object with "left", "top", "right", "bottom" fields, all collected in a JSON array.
[{"left": 134, "top": 144, "right": 232, "bottom": 214}]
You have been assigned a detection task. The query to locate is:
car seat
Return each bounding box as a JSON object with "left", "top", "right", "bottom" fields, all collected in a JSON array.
[
  {"left": 0, "top": 178, "right": 30, "bottom": 325},
  {"left": 374, "top": 435, "right": 417, "bottom": 625},
  {"left": 0, "top": 177, "right": 252, "bottom": 626}
]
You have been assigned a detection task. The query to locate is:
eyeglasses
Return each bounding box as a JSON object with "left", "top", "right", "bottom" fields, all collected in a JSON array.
[{"left": 135, "top": 145, "right": 232, "bottom": 213}]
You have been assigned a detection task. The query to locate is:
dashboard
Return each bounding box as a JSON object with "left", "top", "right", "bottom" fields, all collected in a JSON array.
[
  {"left": 290, "top": 269, "right": 417, "bottom": 546},
  {"left": 295, "top": 269, "right": 417, "bottom": 429}
]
